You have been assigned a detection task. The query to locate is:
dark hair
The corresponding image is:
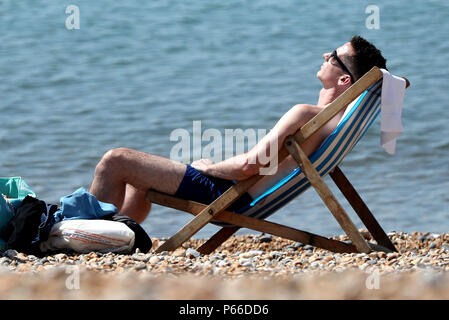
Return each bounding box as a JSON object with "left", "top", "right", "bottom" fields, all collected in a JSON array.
[{"left": 344, "top": 36, "right": 387, "bottom": 81}]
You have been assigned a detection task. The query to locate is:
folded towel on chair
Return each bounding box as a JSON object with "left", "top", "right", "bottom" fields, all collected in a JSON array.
[{"left": 380, "top": 69, "right": 406, "bottom": 155}]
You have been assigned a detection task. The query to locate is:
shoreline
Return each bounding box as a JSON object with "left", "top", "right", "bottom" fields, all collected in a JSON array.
[{"left": 1, "top": 231, "right": 449, "bottom": 299}]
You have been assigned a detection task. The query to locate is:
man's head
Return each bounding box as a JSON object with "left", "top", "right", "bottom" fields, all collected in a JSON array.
[{"left": 317, "top": 36, "right": 387, "bottom": 90}]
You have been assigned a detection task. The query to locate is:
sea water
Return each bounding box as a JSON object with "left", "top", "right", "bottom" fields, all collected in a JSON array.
[{"left": 0, "top": 0, "right": 448, "bottom": 238}]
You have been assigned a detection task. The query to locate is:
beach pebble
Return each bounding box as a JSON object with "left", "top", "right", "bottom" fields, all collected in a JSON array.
[
  {"left": 134, "top": 263, "right": 147, "bottom": 271},
  {"left": 340, "top": 256, "right": 354, "bottom": 263},
  {"left": 186, "top": 248, "right": 200, "bottom": 259},
  {"left": 149, "top": 256, "right": 161, "bottom": 264},
  {"left": 173, "top": 249, "right": 186, "bottom": 258},
  {"left": 377, "top": 252, "right": 387, "bottom": 259},
  {"left": 239, "top": 259, "right": 255, "bottom": 268},
  {"left": 303, "top": 250, "right": 313, "bottom": 257},
  {"left": 387, "top": 252, "right": 399, "bottom": 260},
  {"left": 209, "top": 254, "right": 223, "bottom": 262},
  {"left": 103, "top": 260, "right": 115, "bottom": 268},
  {"left": 369, "top": 252, "right": 378, "bottom": 259},
  {"left": 418, "top": 234, "right": 429, "bottom": 242},
  {"left": 259, "top": 234, "right": 273, "bottom": 243},
  {"left": 132, "top": 253, "right": 150, "bottom": 262},
  {"left": 3, "top": 249, "right": 18, "bottom": 259},
  {"left": 239, "top": 250, "right": 263, "bottom": 259},
  {"left": 217, "top": 260, "right": 229, "bottom": 267},
  {"left": 54, "top": 253, "right": 68, "bottom": 261}
]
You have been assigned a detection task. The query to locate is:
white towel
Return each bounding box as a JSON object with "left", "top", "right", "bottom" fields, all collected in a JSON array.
[{"left": 380, "top": 69, "right": 406, "bottom": 155}]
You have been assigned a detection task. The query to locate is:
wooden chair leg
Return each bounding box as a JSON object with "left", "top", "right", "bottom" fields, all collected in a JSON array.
[
  {"left": 329, "top": 166, "right": 397, "bottom": 252},
  {"left": 197, "top": 226, "right": 240, "bottom": 254},
  {"left": 284, "top": 136, "right": 371, "bottom": 253}
]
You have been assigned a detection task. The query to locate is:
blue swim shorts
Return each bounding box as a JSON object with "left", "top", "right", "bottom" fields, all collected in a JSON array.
[{"left": 174, "top": 165, "right": 253, "bottom": 213}]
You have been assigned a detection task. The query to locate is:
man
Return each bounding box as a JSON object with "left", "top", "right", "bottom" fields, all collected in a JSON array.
[{"left": 89, "top": 36, "right": 387, "bottom": 224}]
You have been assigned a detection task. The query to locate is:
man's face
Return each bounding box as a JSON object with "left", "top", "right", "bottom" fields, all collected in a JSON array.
[{"left": 317, "top": 42, "right": 355, "bottom": 86}]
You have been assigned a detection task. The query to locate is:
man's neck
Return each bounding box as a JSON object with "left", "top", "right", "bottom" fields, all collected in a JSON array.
[{"left": 317, "top": 86, "right": 346, "bottom": 107}]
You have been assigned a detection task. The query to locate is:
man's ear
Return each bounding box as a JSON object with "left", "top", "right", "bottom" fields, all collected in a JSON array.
[{"left": 338, "top": 74, "right": 352, "bottom": 86}]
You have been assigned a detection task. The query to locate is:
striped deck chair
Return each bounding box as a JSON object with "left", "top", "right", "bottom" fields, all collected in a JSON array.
[{"left": 148, "top": 67, "right": 410, "bottom": 254}]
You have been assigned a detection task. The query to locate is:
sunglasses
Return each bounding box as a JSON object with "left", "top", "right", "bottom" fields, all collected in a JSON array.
[{"left": 330, "top": 50, "right": 355, "bottom": 84}]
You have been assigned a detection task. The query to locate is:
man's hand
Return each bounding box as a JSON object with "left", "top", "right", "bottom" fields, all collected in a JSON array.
[{"left": 190, "top": 158, "right": 214, "bottom": 175}]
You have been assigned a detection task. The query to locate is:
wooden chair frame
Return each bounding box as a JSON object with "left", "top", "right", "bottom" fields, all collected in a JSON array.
[{"left": 147, "top": 67, "right": 409, "bottom": 254}]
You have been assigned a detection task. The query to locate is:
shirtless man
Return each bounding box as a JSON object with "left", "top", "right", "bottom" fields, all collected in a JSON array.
[{"left": 89, "top": 36, "right": 387, "bottom": 223}]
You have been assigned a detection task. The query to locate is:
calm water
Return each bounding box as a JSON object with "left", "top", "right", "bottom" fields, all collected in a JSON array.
[{"left": 1, "top": 0, "right": 448, "bottom": 239}]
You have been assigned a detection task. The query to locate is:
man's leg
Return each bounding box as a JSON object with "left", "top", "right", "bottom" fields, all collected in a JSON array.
[
  {"left": 89, "top": 147, "right": 187, "bottom": 221},
  {"left": 120, "top": 184, "right": 151, "bottom": 223}
]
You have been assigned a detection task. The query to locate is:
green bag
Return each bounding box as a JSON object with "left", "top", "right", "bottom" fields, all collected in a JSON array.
[{"left": 0, "top": 177, "right": 36, "bottom": 236}]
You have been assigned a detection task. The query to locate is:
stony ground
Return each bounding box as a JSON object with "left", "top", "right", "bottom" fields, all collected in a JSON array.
[{"left": 2, "top": 231, "right": 449, "bottom": 299}]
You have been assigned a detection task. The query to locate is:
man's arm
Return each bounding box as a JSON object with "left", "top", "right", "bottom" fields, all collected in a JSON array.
[{"left": 192, "top": 104, "right": 327, "bottom": 180}]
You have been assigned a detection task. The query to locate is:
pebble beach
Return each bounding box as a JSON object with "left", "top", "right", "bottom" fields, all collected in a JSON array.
[{"left": 1, "top": 230, "right": 449, "bottom": 299}]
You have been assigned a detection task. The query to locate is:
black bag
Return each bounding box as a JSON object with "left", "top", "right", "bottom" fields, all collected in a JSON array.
[
  {"left": 104, "top": 213, "right": 152, "bottom": 253},
  {"left": 2, "top": 196, "right": 45, "bottom": 253}
]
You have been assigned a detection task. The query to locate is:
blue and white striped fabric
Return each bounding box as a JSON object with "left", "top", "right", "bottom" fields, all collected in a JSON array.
[{"left": 215, "top": 79, "right": 383, "bottom": 226}]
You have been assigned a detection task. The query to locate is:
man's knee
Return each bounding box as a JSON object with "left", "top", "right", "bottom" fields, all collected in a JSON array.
[
  {"left": 95, "top": 147, "right": 133, "bottom": 176},
  {"left": 103, "top": 147, "right": 132, "bottom": 163}
]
